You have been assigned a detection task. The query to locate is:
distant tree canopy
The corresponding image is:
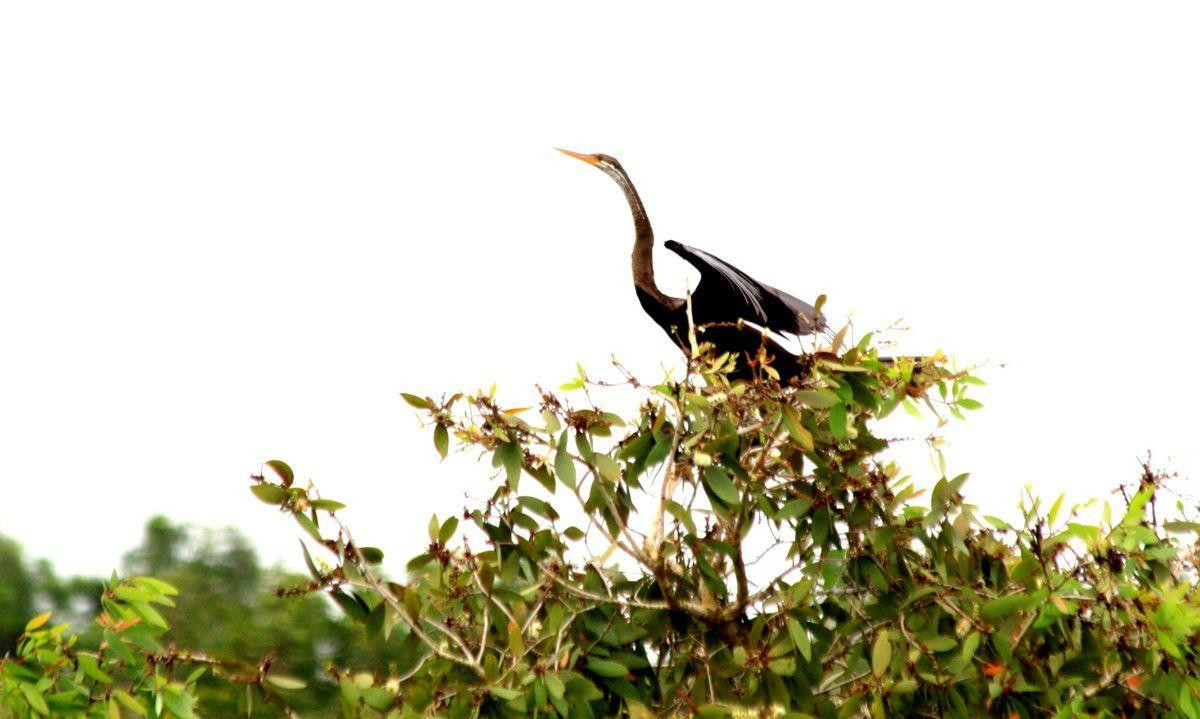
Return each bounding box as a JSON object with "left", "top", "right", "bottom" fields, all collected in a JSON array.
[
  {"left": 0, "top": 536, "right": 38, "bottom": 654},
  {"left": 0, "top": 535, "right": 102, "bottom": 657},
  {"left": 3, "top": 332, "right": 1199, "bottom": 718},
  {"left": 0, "top": 517, "right": 408, "bottom": 717}
]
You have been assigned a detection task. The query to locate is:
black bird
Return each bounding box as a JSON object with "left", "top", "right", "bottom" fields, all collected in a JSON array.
[{"left": 558, "top": 149, "right": 827, "bottom": 382}]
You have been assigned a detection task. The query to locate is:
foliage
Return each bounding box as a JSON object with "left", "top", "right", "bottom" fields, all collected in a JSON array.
[
  {"left": 119, "top": 517, "right": 411, "bottom": 717},
  {"left": 0, "top": 518, "right": 409, "bottom": 718},
  {"left": 0, "top": 572, "right": 306, "bottom": 718},
  {"left": 0, "top": 536, "right": 104, "bottom": 658},
  {"left": 4, "top": 328, "right": 1199, "bottom": 717},
  {"left": 245, "top": 335, "right": 1200, "bottom": 717},
  {"left": 0, "top": 537, "right": 40, "bottom": 656}
]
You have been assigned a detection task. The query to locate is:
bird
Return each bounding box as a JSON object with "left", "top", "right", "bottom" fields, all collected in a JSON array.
[{"left": 558, "top": 149, "right": 827, "bottom": 383}]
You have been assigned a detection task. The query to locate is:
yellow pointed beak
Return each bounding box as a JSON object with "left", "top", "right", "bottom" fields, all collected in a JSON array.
[{"left": 555, "top": 147, "right": 600, "bottom": 166}]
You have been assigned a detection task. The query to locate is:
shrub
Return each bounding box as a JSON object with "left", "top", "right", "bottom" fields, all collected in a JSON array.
[
  {"left": 5, "top": 331, "right": 1199, "bottom": 718},
  {"left": 250, "top": 337, "right": 1200, "bottom": 717}
]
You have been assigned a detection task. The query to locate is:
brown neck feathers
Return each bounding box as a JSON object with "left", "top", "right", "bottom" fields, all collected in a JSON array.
[{"left": 609, "top": 168, "right": 674, "bottom": 307}]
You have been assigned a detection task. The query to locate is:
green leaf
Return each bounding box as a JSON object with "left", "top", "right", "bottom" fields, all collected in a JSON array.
[
  {"left": 777, "top": 498, "right": 813, "bottom": 522},
  {"left": 518, "top": 495, "right": 559, "bottom": 520},
  {"left": 545, "top": 673, "right": 566, "bottom": 700},
  {"left": 1157, "top": 630, "right": 1182, "bottom": 659},
  {"left": 362, "top": 687, "right": 394, "bottom": 710},
  {"left": 331, "top": 590, "right": 369, "bottom": 622},
  {"left": 129, "top": 600, "right": 168, "bottom": 629},
  {"left": 434, "top": 424, "right": 449, "bottom": 458},
  {"left": 1122, "top": 487, "right": 1154, "bottom": 527},
  {"left": 782, "top": 406, "right": 814, "bottom": 450},
  {"left": 585, "top": 658, "right": 628, "bottom": 678},
  {"left": 872, "top": 630, "right": 892, "bottom": 678},
  {"left": 697, "top": 705, "right": 732, "bottom": 719},
  {"left": 574, "top": 431, "right": 594, "bottom": 462},
  {"left": 298, "top": 540, "right": 321, "bottom": 578},
  {"left": 294, "top": 511, "right": 323, "bottom": 543},
  {"left": 811, "top": 508, "right": 830, "bottom": 546},
  {"left": 113, "top": 691, "right": 147, "bottom": 716},
  {"left": 264, "top": 459, "right": 294, "bottom": 486},
  {"left": 401, "top": 393, "right": 431, "bottom": 409},
  {"left": 702, "top": 466, "right": 740, "bottom": 506},
  {"left": 507, "top": 620, "right": 525, "bottom": 656},
  {"left": 131, "top": 576, "right": 179, "bottom": 596},
  {"left": 664, "top": 499, "right": 697, "bottom": 535},
  {"left": 162, "top": 686, "right": 194, "bottom": 719},
  {"left": 112, "top": 586, "right": 155, "bottom": 604},
  {"left": 829, "top": 403, "right": 847, "bottom": 440},
  {"left": 266, "top": 675, "right": 307, "bottom": 690},
  {"left": 438, "top": 516, "right": 459, "bottom": 544},
  {"left": 251, "top": 483, "right": 288, "bottom": 505},
  {"left": 595, "top": 454, "right": 622, "bottom": 482},
  {"left": 923, "top": 635, "right": 957, "bottom": 653},
  {"left": 960, "top": 631, "right": 981, "bottom": 665},
  {"left": 78, "top": 653, "right": 112, "bottom": 683},
  {"left": 24, "top": 611, "right": 52, "bottom": 632},
  {"left": 795, "top": 390, "right": 839, "bottom": 409},
  {"left": 554, "top": 432, "right": 576, "bottom": 489},
  {"left": 494, "top": 441, "right": 523, "bottom": 490},
  {"left": 19, "top": 684, "right": 48, "bottom": 715},
  {"left": 490, "top": 686, "right": 523, "bottom": 701},
  {"left": 1047, "top": 493, "right": 1065, "bottom": 526},
  {"left": 787, "top": 617, "right": 811, "bottom": 661},
  {"left": 1164, "top": 521, "right": 1200, "bottom": 534},
  {"left": 981, "top": 593, "right": 1034, "bottom": 622},
  {"left": 358, "top": 546, "right": 384, "bottom": 564}
]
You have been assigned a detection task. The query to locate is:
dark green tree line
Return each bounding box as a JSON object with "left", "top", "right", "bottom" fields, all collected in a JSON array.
[{"left": 0, "top": 517, "right": 408, "bottom": 717}]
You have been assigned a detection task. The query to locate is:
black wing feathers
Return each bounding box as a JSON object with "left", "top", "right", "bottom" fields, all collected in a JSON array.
[{"left": 663, "top": 240, "right": 825, "bottom": 336}]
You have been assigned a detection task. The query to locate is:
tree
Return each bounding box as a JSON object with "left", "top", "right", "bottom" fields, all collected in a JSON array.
[
  {"left": 0, "top": 535, "right": 102, "bottom": 658},
  {"left": 0, "top": 536, "right": 37, "bottom": 655},
  {"left": 4, "top": 330, "right": 1199, "bottom": 717},
  {"left": 246, "top": 337, "right": 1200, "bottom": 717},
  {"left": 0, "top": 518, "right": 410, "bottom": 718}
]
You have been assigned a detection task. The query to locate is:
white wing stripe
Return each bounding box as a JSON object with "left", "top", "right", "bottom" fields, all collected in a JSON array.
[{"left": 689, "top": 247, "right": 768, "bottom": 321}]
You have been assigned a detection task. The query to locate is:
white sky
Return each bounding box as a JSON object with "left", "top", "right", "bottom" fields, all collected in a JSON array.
[{"left": 1, "top": 3, "right": 1197, "bottom": 577}]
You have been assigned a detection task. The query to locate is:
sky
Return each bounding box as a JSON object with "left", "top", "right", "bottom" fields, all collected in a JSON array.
[{"left": 1, "top": 2, "right": 1197, "bottom": 577}]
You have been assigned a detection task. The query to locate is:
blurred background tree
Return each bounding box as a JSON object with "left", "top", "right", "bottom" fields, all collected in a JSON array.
[
  {"left": 0, "top": 536, "right": 39, "bottom": 654},
  {"left": 0, "top": 516, "right": 407, "bottom": 717}
]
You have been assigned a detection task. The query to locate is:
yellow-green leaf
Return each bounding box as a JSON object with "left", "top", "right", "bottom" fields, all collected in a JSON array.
[
  {"left": 264, "top": 459, "right": 294, "bottom": 485},
  {"left": 433, "top": 424, "right": 449, "bottom": 459},
  {"left": 24, "top": 611, "right": 52, "bottom": 633},
  {"left": 585, "top": 658, "right": 627, "bottom": 678},
  {"left": 266, "top": 675, "right": 307, "bottom": 690},
  {"left": 872, "top": 630, "right": 891, "bottom": 678},
  {"left": 782, "top": 406, "right": 814, "bottom": 451}
]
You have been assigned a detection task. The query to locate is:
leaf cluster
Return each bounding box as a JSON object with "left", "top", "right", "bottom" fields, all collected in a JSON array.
[{"left": 247, "top": 337, "right": 1200, "bottom": 717}]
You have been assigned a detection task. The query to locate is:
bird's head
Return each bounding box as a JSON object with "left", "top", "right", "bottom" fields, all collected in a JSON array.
[{"left": 555, "top": 148, "right": 627, "bottom": 183}]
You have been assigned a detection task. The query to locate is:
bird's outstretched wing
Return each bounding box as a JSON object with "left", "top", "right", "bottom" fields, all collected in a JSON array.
[{"left": 663, "top": 240, "right": 826, "bottom": 337}]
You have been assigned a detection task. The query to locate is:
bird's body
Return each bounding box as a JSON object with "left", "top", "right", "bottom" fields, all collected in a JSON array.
[{"left": 560, "top": 149, "right": 825, "bottom": 382}]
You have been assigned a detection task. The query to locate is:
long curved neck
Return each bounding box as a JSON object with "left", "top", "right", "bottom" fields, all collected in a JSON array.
[{"left": 608, "top": 166, "right": 676, "bottom": 307}]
